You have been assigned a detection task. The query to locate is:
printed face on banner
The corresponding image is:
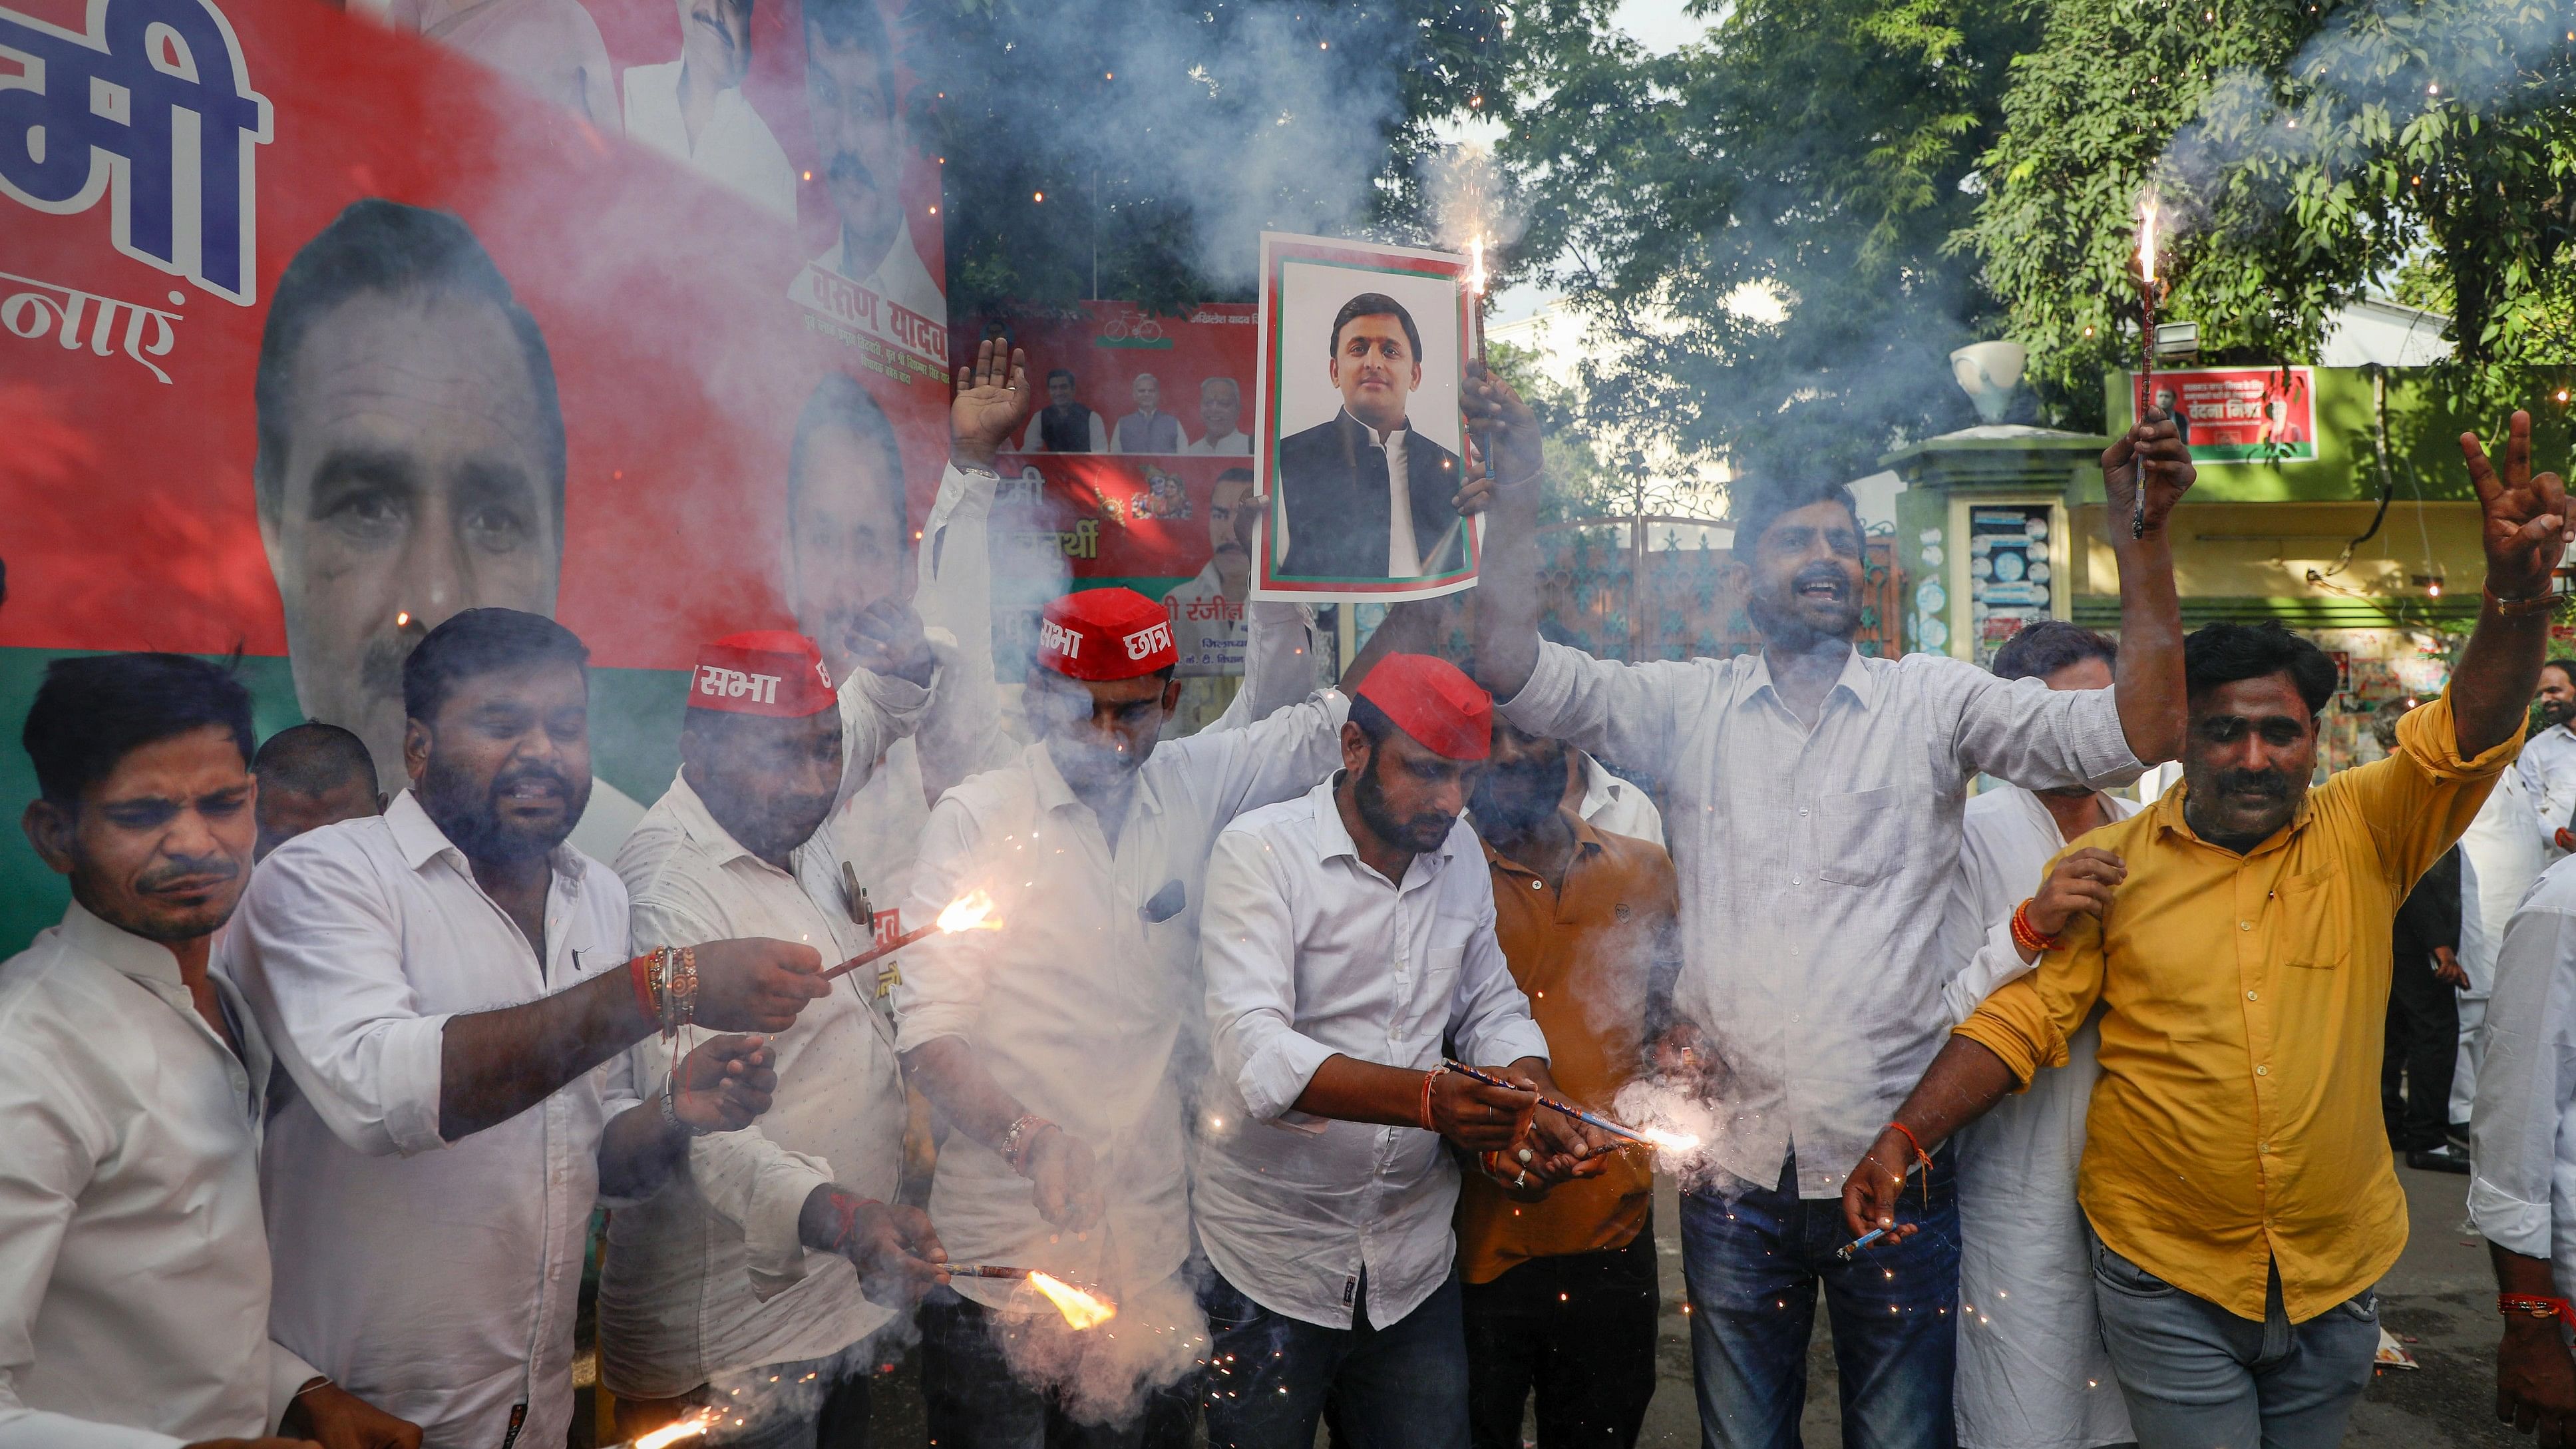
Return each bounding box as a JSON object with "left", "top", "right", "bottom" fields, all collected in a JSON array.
[
  {"left": 1253, "top": 233, "right": 1477, "bottom": 603},
  {"left": 2135, "top": 366, "right": 2318, "bottom": 464},
  {"left": 0, "top": 0, "right": 948, "bottom": 956}
]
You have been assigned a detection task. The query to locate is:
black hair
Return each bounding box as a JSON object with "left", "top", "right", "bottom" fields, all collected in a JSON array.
[
  {"left": 1214, "top": 467, "right": 1256, "bottom": 487},
  {"left": 255, "top": 200, "right": 566, "bottom": 537},
  {"left": 803, "top": 0, "right": 898, "bottom": 116},
  {"left": 1349, "top": 693, "right": 1396, "bottom": 746},
  {"left": 23, "top": 653, "right": 255, "bottom": 807},
  {"left": 1729, "top": 477, "right": 1860, "bottom": 565},
  {"left": 253, "top": 721, "right": 379, "bottom": 797},
  {"left": 402, "top": 608, "right": 590, "bottom": 727},
  {"left": 1046, "top": 367, "right": 1077, "bottom": 386},
  {"left": 1328, "top": 293, "right": 1423, "bottom": 363},
  {"left": 2182, "top": 621, "right": 2339, "bottom": 718},
  {"left": 2545, "top": 658, "right": 2576, "bottom": 684},
  {"left": 788, "top": 371, "right": 908, "bottom": 542},
  {"left": 1992, "top": 620, "right": 2119, "bottom": 684}
]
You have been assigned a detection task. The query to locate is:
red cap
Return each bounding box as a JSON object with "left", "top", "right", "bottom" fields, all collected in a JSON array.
[
  {"left": 1354, "top": 654, "right": 1493, "bottom": 760},
  {"left": 1035, "top": 588, "right": 1177, "bottom": 681},
  {"left": 691, "top": 631, "right": 836, "bottom": 718}
]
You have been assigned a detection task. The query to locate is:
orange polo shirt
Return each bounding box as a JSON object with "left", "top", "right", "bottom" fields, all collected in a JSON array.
[{"left": 1457, "top": 812, "right": 1682, "bottom": 1284}]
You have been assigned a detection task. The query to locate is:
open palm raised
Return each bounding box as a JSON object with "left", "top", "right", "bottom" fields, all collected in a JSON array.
[{"left": 952, "top": 337, "right": 1036, "bottom": 469}]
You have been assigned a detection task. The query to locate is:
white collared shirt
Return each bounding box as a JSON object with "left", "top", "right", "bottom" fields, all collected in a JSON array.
[
  {"left": 1935, "top": 787, "right": 2137, "bottom": 1449},
  {"left": 1500, "top": 641, "right": 2141, "bottom": 1197},
  {"left": 1576, "top": 753, "right": 1664, "bottom": 847},
  {"left": 620, "top": 61, "right": 797, "bottom": 219},
  {"left": 1195, "top": 780, "right": 1551, "bottom": 1329},
  {"left": 1370, "top": 418, "right": 1418, "bottom": 576},
  {"left": 821, "top": 225, "right": 946, "bottom": 331},
  {"left": 228, "top": 792, "right": 638, "bottom": 1449},
  {"left": 0, "top": 903, "right": 318, "bottom": 1449},
  {"left": 895, "top": 688, "right": 1349, "bottom": 1311},
  {"left": 2521, "top": 724, "right": 2576, "bottom": 859},
  {"left": 599, "top": 774, "right": 907, "bottom": 1398},
  {"left": 2471, "top": 855, "right": 2576, "bottom": 1295},
  {"left": 1186, "top": 429, "right": 1252, "bottom": 456}
]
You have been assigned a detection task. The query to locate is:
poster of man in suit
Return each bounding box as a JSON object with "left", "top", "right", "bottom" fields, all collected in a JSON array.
[{"left": 1252, "top": 233, "right": 1481, "bottom": 602}]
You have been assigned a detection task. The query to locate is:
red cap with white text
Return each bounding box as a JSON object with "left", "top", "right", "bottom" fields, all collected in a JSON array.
[
  {"left": 690, "top": 631, "right": 836, "bottom": 718},
  {"left": 1035, "top": 588, "right": 1178, "bottom": 681}
]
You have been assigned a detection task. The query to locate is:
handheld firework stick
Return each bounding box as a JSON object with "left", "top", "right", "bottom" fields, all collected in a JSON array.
[
  {"left": 819, "top": 890, "right": 1000, "bottom": 983},
  {"left": 1836, "top": 1153, "right": 1934, "bottom": 1261},
  {"left": 2132, "top": 193, "right": 2161, "bottom": 540},
  {"left": 944, "top": 1263, "right": 1033, "bottom": 1279},
  {"left": 1441, "top": 1060, "right": 1701, "bottom": 1153}
]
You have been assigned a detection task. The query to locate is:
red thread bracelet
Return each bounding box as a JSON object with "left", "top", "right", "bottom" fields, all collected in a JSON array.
[
  {"left": 627, "top": 952, "right": 659, "bottom": 1021},
  {"left": 2501, "top": 1293, "right": 2573, "bottom": 1322},
  {"left": 1419, "top": 1066, "right": 1445, "bottom": 1132},
  {"left": 2010, "top": 899, "right": 2059, "bottom": 954},
  {"left": 1885, "top": 1120, "right": 1934, "bottom": 1209}
]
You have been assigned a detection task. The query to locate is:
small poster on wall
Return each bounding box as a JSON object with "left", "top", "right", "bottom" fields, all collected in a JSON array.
[
  {"left": 2134, "top": 365, "right": 2317, "bottom": 464},
  {"left": 1251, "top": 231, "right": 1481, "bottom": 602}
]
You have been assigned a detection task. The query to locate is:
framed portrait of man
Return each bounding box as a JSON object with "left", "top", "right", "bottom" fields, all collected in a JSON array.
[{"left": 1250, "top": 232, "right": 1479, "bottom": 602}]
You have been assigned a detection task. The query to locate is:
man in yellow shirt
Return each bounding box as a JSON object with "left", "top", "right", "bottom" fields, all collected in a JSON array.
[{"left": 1845, "top": 413, "right": 2571, "bottom": 1448}]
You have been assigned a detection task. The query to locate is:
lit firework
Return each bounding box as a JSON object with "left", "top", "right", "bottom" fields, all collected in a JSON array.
[
  {"left": 1029, "top": 1271, "right": 1117, "bottom": 1330},
  {"left": 821, "top": 889, "right": 1001, "bottom": 982}
]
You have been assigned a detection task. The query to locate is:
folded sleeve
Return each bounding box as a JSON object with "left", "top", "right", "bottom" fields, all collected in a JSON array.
[
  {"left": 228, "top": 841, "right": 451, "bottom": 1157},
  {"left": 1497, "top": 641, "right": 1698, "bottom": 783},
  {"left": 2359, "top": 689, "right": 2523, "bottom": 894},
  {"left": 1202, "top": 827, "right": 1336, "bottom": 1121},
  {"left": 1954, "top": 901, "right": 2108, "bottom": 1090},
  {"left": 2471, "top": 897, "right": 2576, "bottom": 1259},
  {"left": 1950, "top": 670, "right": 2143, "bottom": 792},
  {"left": 1942, "top": 914, "right": 2037, "bottom": 1030},
  {"left": 890, "top": 793, "right": 993, "bottom": 1051}
]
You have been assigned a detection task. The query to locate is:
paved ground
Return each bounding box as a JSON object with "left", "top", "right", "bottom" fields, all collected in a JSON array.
[{"left": 586, "top": 1156, "right": 2505, "bottom": 1446}]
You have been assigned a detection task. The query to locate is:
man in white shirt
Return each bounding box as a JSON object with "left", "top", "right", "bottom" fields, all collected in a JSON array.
[
  {"left": 800, "top": 0, "right": 944, "bottom": 330},
  {"left": 1465, "top": 361, "right": 2194, "bottom": 1447},
  {"left": 230, "top": 609, "right": 836, "bottom": 1449},
  {"left": 1, "top": 653, "right": 417, "bottom": 1449},
  {"left": 2521, "top": 659, "right": 2576, "bottom": 860},
  {"left": 1111, "top": 373, "right": 1185, "bottom": 455},
  {"left": 1195, "top": 654, "right": 1602, "bottom": 1449},
  {"left": 2475, "top": 851, "right": 2576, "bottom": 1444},
  {"left": 602, "top": 628, "right": 950, "bottom": 1446},
  {"left": 622, "top": 0, "right": 797, "bottom": 219},
  {"left": 1186, "top": 377, "right": 1252, "bottom": 455},
  {"left": 894, "top": 584, "right": 1379, "bottom": 1446},
  {"left": 1932, "top": 623, "right": 2137, "bottom": 1449},
  {"left": 1275, "top": 294, "right": 1468, "bottom": 582},
  {"left": 2458, "top": 753, "right": 2545, "bottom": 1155}
]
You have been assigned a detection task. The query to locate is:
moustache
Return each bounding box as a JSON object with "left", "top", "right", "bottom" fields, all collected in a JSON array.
[
  {"left": 826, "top": 152, "right": 882, "bottom": 196},
  {"left": 1789, "top": 563, "right": 1849, "bottom": 596},
  {"left": 2211, "top": 769, "right": 2292, "bottom": 800},
  {"left": 135, "top": 853, "right": 240, "bottom": 895},
  {"left": 361, "top": 631, "right": 414, "bottom": 702},
  {"left": 492, "top": 764, "right": 573, "bottom": 801}
]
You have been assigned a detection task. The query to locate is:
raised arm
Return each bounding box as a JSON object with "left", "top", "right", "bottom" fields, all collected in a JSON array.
[
  {"left": 1460, "top": 360, "right": 1547, "bottom": 700},
  {"left": 2100, "top": 407, "right": 2195, "bottom": 765},
  {"left": 2453, "top": 411, "right": 2573, "bottom": 759}
]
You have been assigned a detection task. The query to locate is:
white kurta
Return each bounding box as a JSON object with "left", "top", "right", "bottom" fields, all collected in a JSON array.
[
  {"left": 229, "top": 794, "right": 638, "bottom": 1449},
  {"left": 2460, "top": 765, "right": 2548, "bottom": 1125},
  {"left": 2471, "top": 855, "right": 2576, "bottom": 1303},
  {"left": 0, "top": 905, "right": 319, "bottom": 1449},
  {"left": 2519, "top": 723, "right": 2576, "bottom": 861},
  {"left": 1936, "top": 785, "right": 2137, "bottom": 1449}
]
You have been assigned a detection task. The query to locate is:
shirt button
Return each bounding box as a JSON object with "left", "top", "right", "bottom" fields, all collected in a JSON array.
[
  {"left": 2239, "top": 922, "right": 2253, "bottom": 932},
  {"left": 1792, "top": 877, "right": 1803, "bottom": 886},
  {"left": 2255, "top": 1065, "right": 2269, "bottom": 1077},
  {"left": 1799, "top": 807, "right": 1809, "bottom": 817},
  {"left": 2246, "top": 990, "right": 2259, "bottom": 1001}
]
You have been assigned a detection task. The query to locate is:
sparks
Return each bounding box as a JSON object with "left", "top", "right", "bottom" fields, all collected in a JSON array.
[
  {"left": 936, "top": 889, "right": 1001, "bottom": 934},
  {"left": 1029, "top": 1272, "right": 1117, "bottom": 1329},
  {"left": 1638, "top": 1125, "right": 1702, "bottom": 1153},
  {"left": 395, "top": 610, "right": 411, "bottom": 628},
  {"left": 2137, "top": 193, "right": 2158, "bottom": 288},
  {"left": 620, "top": 1408, "right": 721, "bottom": 1449},
  {"left": 1466, "top": 234, "right": 1487, "bottom": 299}
]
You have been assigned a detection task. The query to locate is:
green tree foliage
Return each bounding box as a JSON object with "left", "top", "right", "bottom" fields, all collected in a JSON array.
[
  {"left": 1959, "top": 0, "right": 2574, "bottom": 432},
  {"left": 1497, "top": 0, "right": 2046, "bottom": 487},
  {"left": 908, "top": 0, "right": 1531, "bottom": 317}
]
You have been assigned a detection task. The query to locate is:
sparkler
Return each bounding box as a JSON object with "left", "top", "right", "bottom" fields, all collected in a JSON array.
[
  {"left": 1835, "top": 1154, "right": 1932, "bottom": 1261},
  {"left": 1466, "top": 233, "right": 1489, "bottom": 370},
  {"left": 606, "top": 1408, "right": 721, "bottom": 1449},
  {"left": 2131, "top": 191, "right": 2162, "bottom": 540},
  {"left": 1441, "top": 1060, "right": 1702, "bottom": 1155},
  {"left": 942, "top": 1264, "right": 1117, "bottom": 1328},
  {"left": 819, "top": 889, "right": 999, "bottom": 982}
]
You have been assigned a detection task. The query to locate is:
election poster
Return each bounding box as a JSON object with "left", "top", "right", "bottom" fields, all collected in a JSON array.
[
  {"left": 2135, "top": 365, "right": 2318, "bottom": 464},
  {"left": 1252, "top": 231, "right": 1481, "bottom": 603},
  {"left": 0, "top": 0, "right": 947, "bottom": 954}
]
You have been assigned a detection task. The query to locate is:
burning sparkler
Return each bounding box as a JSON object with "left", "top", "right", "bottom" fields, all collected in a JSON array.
[
  {"left": 2131, "top": 190, "right": 2162, "bottom": 540},
  {"left": 942, "top": 1264, "right": 1119, "bottom": 1329},
  {"left": 819, "top": 889, "right": 1000, "bottom": 982},
  {"left": 607, "top": 1408, "right": 721, "bottom": 1449},
  {"left": 1465, "top": 232, "right": 1489, "bottom": 370},
  {"left": 1442, "top": 1060, "right": 1702, "bottom": 1155}
]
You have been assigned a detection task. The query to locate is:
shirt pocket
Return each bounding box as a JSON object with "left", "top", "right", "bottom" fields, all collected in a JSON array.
[
  {"left": 1813, "top": 787, "right": 1910, "bottom": 887},
  {"left": 2275, "top": 867, "right": 2351, "bottom": 970},
  {"left": 1412, "top": 944, "right": 1466, "bottom": 1039}
]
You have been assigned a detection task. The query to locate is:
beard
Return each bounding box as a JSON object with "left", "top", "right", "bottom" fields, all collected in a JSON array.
[
  {"left": 1744, "top": 562, "right": 1863, "bottom": 650},
  {"left": 1355, "top": 753, "right": 1457, "bottom": 855},
  {"left": 1469, "top": 759, "right": 1564, "bottom": 836},
  {"left": 417, "top": 749, "right": 589, "bottom": 865},
  {"left": 2543, "top": 698, "right": 2576, "bottom": 730}
]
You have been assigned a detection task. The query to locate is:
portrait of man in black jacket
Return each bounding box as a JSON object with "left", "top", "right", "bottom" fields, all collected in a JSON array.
[{"left": 1274, "top": 291, "right": 1465, "bottom": 581}]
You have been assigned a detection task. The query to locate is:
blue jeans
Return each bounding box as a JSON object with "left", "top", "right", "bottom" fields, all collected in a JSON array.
[
  {"left": 1199, "top": 1267, "right": 1470, "bottom": 1449},
  {"left": 2089, "top": 1237, "right": 2378, "bottom": 1449},
  {"left": 1679, "top": 1151, "right": 1958, "bottom": 1449}
]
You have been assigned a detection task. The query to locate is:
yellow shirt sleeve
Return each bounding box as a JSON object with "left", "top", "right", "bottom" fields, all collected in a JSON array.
[
  {"left": 2347, "top": 688, "right": 2522, "bottom": 892},
  {"left": 1954, "top": 905, "right": 2108, "bottom": 1090}
]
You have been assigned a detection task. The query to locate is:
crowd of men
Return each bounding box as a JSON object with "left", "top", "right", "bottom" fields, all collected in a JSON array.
[{"left": 13, "top": 316, "right": 2576, "bottom": 1449}]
